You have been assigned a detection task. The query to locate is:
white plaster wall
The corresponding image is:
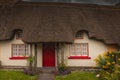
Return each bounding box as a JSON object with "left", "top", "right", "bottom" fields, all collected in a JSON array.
[
  {"left": 37, "top": 44, "right": 42, "bottom": 67},
  {"left": 64, "top": 33, "right": 108, "bottom": 67},
  {"left": 0, "top": 38, "right": 27, "bottom": 66}
]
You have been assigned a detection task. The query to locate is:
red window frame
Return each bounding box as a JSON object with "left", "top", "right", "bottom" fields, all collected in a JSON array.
[
  {"left": 10, "top": 44, "right": 30, "bottom": 60},
  {"left": 68, "top": 43, "right": 91, "bottom": 59}
]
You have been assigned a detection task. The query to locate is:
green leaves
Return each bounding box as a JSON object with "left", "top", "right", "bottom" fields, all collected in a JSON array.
[{"left": 94, "top": 51, "right": 120, "bottom": 80}]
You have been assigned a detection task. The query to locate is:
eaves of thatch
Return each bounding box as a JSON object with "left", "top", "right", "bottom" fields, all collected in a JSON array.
[{"left": 0, "top": 1, "right": 120, "bottom": 45}]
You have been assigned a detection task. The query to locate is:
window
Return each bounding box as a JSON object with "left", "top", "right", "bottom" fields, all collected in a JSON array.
[
  {"left": 10, "top": 44, "right": 30, "bottom": 59},
  {"left": 75, "top": 31, "right": 83, "bottom": 39},
  {"left": 68, "top": 43, "right": 91, "bottom": 59},
  {"left": 15, "top": 31, "right": 22, "bottom": 39}
]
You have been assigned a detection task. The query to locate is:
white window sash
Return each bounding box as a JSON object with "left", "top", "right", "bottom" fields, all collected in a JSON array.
[
  {"left": 12, "top": 44, "right": 30, "bottom": 57},
  {"left": 70, "top": 43, "right": 88, "bottom": 56}
]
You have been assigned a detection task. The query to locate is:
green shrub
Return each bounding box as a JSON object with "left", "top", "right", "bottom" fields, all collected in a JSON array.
[
  {"left": 58, "top": 61, "right": 67, "bottom": 72},
  {"left": 57, "top": 61, "right": 71, "bottom": 75},
  {"left": 94, "top": 51, "right": 120, "bottom": 80},
  {"left": 98, "top": 65, "right": 120, "bottom": 80}
]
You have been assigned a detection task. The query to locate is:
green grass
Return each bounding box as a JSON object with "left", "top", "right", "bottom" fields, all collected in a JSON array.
[
  {"left": 55, "top": 71, "right": 98, "bottom": 80},
  {"left": 0, "top": 70, "right": 37, "bottom": 80}
]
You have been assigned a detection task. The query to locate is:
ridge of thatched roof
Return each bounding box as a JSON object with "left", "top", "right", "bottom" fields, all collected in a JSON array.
[
  {"left": 0, "top": 2, "right": 120, "bottom": 45},
  {"left": 0, "top": 0, "right": 20, "bottom": 5},
  {"left": 116, "top": 2, "right": 120, "bottom": 6}
]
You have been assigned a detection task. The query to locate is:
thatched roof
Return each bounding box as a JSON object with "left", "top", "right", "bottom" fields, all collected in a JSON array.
[
  {"left": 0, "top": 0, "right": 20, "bottom": 5},
  {"left": 0, "top": 2, "right": 120, "bottom": 45}
]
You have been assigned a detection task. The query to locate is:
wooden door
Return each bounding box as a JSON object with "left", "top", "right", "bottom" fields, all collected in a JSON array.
[{"left": 42, "top": 43, "right": 55, "bottom": 67}]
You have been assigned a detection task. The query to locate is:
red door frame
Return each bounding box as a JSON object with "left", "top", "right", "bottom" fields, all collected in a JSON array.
[{"left": 42, "top": 43, "right": 55, "bottom": 67}]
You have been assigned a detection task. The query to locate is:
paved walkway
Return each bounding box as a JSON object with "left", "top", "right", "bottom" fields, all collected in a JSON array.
[
  {"left": 37, "top": 67, "right": 56, "bottom": 80},
  {"left": 38, "top": 73, "right": 55, "bottom": 80}
]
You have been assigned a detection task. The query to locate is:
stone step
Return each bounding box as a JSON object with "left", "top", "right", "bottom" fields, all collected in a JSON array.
[
  {"left": 38, "top": 67, "right": 56, "bottom": 80},
  {"left": 41, "top": 67, "right": 56, "bottom": 73},
  {"left": 38, "top": 73, "right": 55, "bottom": 80}
]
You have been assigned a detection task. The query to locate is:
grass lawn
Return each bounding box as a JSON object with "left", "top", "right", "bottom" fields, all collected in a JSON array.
[
  {"left": 0, "top": 70, "right": 37, "bottom": 80},
  {"left": 55, "top": 71, "right": 98, "bottom": 80}
]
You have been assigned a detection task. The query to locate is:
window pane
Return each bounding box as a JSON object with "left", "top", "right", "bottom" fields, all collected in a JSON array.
[
  {"left": 16, "top": 31, "right": 22, "bottom": 39},
  {"left": 12, "top": 44, "right": 30, "bottom": 57},
  {"left": 70, "top": 43, "right": 88, "bottom": 56},
  {"left": 75, "top": 31, "right": 83, "bottom": 38}
]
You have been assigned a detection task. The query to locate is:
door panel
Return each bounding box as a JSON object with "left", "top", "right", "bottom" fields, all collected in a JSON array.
[{"left": 43, "top": 43, "right": 55, "bottom": 67}]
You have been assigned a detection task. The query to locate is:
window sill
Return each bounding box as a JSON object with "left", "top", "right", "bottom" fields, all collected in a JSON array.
[
  {"left": 68, "top": 56, "right": 91, "bottom": 59},
  {"left": 9, "top": 57, "right": 28, "bottom": 60}
]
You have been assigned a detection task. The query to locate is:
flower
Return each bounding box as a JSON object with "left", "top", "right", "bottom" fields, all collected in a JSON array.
[
  {"left": 112, "top": 62, "right": 115, "bottom": 64},
  {"left": 96, "top": 74, "right": 100, "bottom": 78},
  {"left": 102, "top": 66, "right": 107, "bottom": 69},
  {"left": 118, "top": 66, "right": 120, "bottom": 68},
  {"left": 109, "top": 51, "right": 112, "bottom": 54},
  {"left": 106, "top": 62, "right": 111, "bottom": 66},
  {"left": 103, "top": 52, "right": 108, "bottom": 57},
  {"left": 112, "top": 55, "right": 114, "bottom": 57},
  {"left": 118, "top": 58, "right": 120, "bottom": 61}
]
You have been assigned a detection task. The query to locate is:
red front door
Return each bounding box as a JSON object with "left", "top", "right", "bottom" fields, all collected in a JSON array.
[{"left": 43, "top": 43, "right": 55, "bottom": 67}]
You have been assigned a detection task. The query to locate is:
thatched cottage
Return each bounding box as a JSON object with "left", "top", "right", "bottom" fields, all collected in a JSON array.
[{"left": 0, "top": 0, "right": 120, "bottom": 69}]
